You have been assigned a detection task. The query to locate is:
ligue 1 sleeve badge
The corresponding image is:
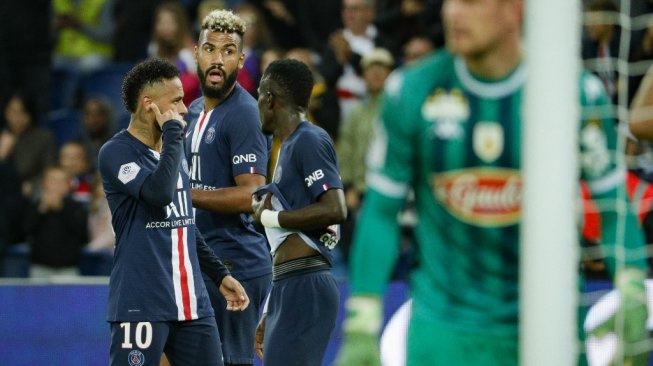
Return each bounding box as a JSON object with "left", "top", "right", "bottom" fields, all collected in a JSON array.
[{"left": 128, "top": 350, "right": 145, "bottom": 366}]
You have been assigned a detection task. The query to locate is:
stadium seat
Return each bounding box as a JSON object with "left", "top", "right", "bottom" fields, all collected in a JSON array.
[
  {"left": 78, "top": 248, "right": 113, "bottom": 276},
  {"left": 50, "top": 65, "right": 81, "bottom": 112},
  {"left": 2, "top": 243, "right": 30, "bottom": 278},
  {"left": 45, "top": 109, "right": 82, "bottom": 147},
  {"left": 80, "top": 63, "right": 133, "bottom": 126}
]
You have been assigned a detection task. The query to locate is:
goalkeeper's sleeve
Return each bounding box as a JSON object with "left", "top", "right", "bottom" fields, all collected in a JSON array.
[
  {"left": 336, "top": 189, "right": 404, "bottom": 366},
  {"left": 349, "top": 189, "right": 405, "bottom": 295},
  {"left": 588, "top": 175, "right": 648, "bottom": 366},
  {"left": 590, "top": 181, "right": 648, "bottom": 276}
]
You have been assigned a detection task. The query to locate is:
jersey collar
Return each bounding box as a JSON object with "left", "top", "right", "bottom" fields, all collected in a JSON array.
[{"left": 454, "top": 57, "right": 527, "bottom": 99}]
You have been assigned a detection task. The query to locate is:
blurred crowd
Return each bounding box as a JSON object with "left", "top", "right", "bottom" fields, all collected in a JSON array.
[{"left": 0, "top": 0, "right": 651, "bottom": 280}]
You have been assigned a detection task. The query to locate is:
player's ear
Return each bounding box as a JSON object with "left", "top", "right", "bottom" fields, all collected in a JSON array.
[
  {"left": 141, "top": 96, "right": 153, "bottom": 113},
  {"left": 238, "top": 51, "right": 245, "bottom": 70},
  {"left": 266, "top": 91, "right": 274, "bottom": 107}
]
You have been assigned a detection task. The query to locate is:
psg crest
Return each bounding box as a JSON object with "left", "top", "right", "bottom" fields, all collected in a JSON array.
[
  {"left": 205, "top": 126, "right": 216, "bottom": 144},
  {"left": 128, "top": 350, "right": 145, "bottom": 366}
]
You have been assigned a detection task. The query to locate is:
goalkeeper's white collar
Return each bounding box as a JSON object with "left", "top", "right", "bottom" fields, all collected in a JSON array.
[{"left": 454, "top": 57, "right": 527, "bottom": 99}]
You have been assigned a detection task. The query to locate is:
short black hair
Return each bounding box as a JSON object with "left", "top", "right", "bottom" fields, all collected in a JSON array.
[
  {"left": 121, "top": 58, "right": 180, "bottom": 113},
  {"left": 263, "top": 59, "right": 314, "bottom": 109}
]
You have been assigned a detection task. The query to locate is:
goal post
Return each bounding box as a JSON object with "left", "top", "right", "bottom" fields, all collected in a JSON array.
[{"left": 521, "top": 1, "right": 581, "bottom": 365}]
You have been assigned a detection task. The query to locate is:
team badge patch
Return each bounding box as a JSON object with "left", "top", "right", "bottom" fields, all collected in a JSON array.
[
  {"left": 205, "top": 127, "right": 216, "bottom": 144},
  {"left": 473, "top": 122, "right": 504, "bottom": 163},
  {"left": 422, "top": 88, "right": 469, "bottom": 140},
  {"left": 127, "top": 350, "right": 145, "bottom": 366},
  {"left": 118, "top": 162, "right": 141, "bottom": 184}
]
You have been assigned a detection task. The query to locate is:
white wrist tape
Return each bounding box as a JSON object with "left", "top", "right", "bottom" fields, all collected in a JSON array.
[{"left": 260, "top": 209, "right": 281, "bottom": 228}]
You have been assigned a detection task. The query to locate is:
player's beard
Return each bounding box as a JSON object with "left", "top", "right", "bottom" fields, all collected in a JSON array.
[{"left": 198, "top": 65, "right": 238, "bottom": 100}]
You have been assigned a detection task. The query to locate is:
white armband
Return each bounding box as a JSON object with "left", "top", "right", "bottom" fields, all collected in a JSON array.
[{"left": 261, "top": 209, "right": 281, "bottom": 228}]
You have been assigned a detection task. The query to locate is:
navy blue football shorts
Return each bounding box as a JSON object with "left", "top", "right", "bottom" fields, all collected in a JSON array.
[
  {"left": 204, "top": 273, "right": 272, "bottom": 364},
  {"left": 263, "top": 267, "right": 339, "bottom": 366},
  {"left": 110, "top": 316, "right": 222, "bottom": 366}
]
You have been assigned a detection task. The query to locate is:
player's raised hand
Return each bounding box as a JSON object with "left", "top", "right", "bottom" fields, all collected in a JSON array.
[
  {"left": 149, "top": 102, "right": 187, "bottom": 130},
  {"left": 254, "top": 313, "right": 266, "bottom": 360},
  {"left": 219, "top": 275, "right": 250, "bottom": 311},
  {"left": 251, "top": 192, "right": 272, "bottom": 224}
]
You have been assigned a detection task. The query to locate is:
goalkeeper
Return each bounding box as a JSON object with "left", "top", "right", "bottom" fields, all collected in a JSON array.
[{"left": 335, "top": 0, "right": 649, "bottom": 365}]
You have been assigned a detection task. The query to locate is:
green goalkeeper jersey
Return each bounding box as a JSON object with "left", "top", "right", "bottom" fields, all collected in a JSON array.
[{"left": 350, "top": 50, "right": 646, "bottom": 337}]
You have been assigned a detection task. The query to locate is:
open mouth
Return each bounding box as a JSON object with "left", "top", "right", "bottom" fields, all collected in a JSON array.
[{"left": 207, "top": 68, "right": 223, "bottom": 84}]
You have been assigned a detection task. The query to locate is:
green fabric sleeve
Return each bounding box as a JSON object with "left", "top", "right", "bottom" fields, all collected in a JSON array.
[{"left": 349, "top": 189, "right": 405, "bottom": 295}]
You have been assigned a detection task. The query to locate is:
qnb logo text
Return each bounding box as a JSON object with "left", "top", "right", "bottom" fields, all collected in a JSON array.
[
  {"left": 305, "top": 169, "right": 324, "bottom": 187},
  {"left": 232, "top": 154, "right": 257, "bottom": 165}
]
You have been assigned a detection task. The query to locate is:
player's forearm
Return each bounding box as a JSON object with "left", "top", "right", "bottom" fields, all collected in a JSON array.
[
  {"left": 191, "top": 186, "right": 255, "bottom": 213},
  {"left": 629, "top": 120, "right": 653, "bottom": 142},
  {"left": 349, "top": 189, "right": 403, "bottom": 295},
  {"left": 140, "top": 122, "right": 183, "bottom": 206},
  {"left": 630, "top": 66, "right": 653, "bottom": 141},
  {"left": 195, "top": 227, "right": 230, "bottom": 284},
  {"left": 274, "top": 189, "right": 346, "bottom": 231}
]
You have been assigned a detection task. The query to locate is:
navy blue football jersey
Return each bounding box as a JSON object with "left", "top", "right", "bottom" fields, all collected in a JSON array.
[
  {"left": 269, "top": 122, "right": 344, "bottom": 264},
  {"left": 185, "top": 84, "right": 272, "bottom": 279},
  {"left": 99, "top": 130, "right": 214, "bottom": 322}
]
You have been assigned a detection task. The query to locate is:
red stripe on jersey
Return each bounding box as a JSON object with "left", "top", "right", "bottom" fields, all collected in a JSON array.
[
  {"left": 580, "top": 181, "right": 601, "bottom": 241},
  {"left": 198, "top": 111, "right": 208, "bottom": 133},
  {"left": 627, "top": 171, "right": 653, "bottom": 223},
  {"left": 176, "top": 227, "right": 192, "bottom": 320}
]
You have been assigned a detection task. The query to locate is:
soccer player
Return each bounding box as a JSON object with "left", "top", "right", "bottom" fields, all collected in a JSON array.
[
  {"left": 98, "top": 58, "right": 249, "bottom": 366},
  {"left": 185, "top": 10, "right": 272, "bottom": 366},
  {"left": 336, "top": 0, "right": 649, "bottom": 365},
  {"left": 251, "top": 59, "right": 347, "bottom": 366}
]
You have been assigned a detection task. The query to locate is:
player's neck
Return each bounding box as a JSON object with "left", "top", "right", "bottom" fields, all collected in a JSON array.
[
  {"left": 275, "top": 112, "right": 304, "bottom": 142},
  {"left": 203, "top": 85, "right": 236, "bottom": 111},
  {"left": 127, "top": 114, "right": 163, "bottom": 150},
  {"left": 465, "top": 39, "right": 522, "bottom": 80},
  {"left": 203, "top": 97, "right": 221, "bottom": 112}
]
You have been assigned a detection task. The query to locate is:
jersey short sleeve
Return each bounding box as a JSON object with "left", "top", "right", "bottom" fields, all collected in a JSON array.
[
  {"left": 294, "top": 127, "right": 343, "bottom": 200},
  {"left": 98, "top": 140, "right": 152, "bottom": 199},
  {"left": 224, "top": 107, "right": 269, "bottom": 178}
]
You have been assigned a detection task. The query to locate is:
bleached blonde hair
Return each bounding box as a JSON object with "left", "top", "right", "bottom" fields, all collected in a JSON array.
[{"left": 201, "top": 9, "right": 247, "bottom": 36}]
